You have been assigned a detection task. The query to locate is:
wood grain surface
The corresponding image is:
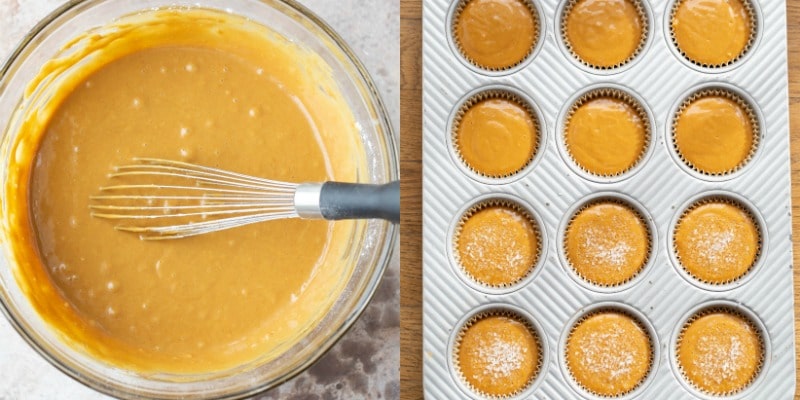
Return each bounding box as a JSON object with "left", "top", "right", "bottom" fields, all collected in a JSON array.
[
  {"left": 400, "top": 2, "right": 800, "bottom": 399},
  {"left": 400, "top": 0, "right": 423, "bottom": 398}
]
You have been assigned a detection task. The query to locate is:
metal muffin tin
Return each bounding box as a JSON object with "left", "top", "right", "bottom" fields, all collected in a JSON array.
[{"left": 421, "top": 0, "right": 795, "bottom": 398}]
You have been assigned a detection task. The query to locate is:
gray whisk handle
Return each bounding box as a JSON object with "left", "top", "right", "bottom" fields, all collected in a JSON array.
[{"left": 319, "top": 181, "right": 399, "bottom": 223}]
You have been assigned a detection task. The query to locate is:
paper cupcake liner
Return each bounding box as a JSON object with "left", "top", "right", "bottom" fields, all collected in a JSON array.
[
  {"left": 560, "top": 0, "right": 649, "bottom": 70},
  {"left": 564, "top": 308, "right": 655, "bottom": 397},
  {"left": 669, "top": 0, "right": 757, "bottom": 69},
  {"left": 562, "top": 88, "right": 651, "bottom": 177},
  {"left": 672, "top": 196, "right": 763, "bottom": 286},
  {"left": 452, "top": 198, "right": 541, "bottom": 288},
  {"left": 675, "top": 306, "right": 766, "bottom": 396},
  {"left": 451, "top": 0, "right": 539, "bottom": 72},
  {"left": 452, "top": 309, "right": 543, "bottom": 399},
  {"left": 451, "top": 89, "right": 540, "bottom": 179},
  {"left": 563, "top": 198, "right": 652, "bottom": 287}
]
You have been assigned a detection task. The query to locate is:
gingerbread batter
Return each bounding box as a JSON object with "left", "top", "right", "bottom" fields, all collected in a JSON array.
[
  {"left": 457, "top": 314, "right": 540, "bottom": 396},
  {"left": 4, "top": 9, "right": 365, "bottom": 373},
  {"left": 671, "top": 0, "right": 751, "bottom": 66}
]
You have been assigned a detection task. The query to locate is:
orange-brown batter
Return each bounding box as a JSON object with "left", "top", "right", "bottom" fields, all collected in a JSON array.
[
  {"left": 677, "top": 311, "right": 763, "bottom": 394},
  {"left": 671, "top": 0, "right": 751, "bottom": 66},
  {"left": 4, "top": 10, "right": 366, "bottom": 373},
  {"left": 457, "top": 314, "right": 540, "bottom": 396},
  {"left": 456, "top": 204, "right": 539, "bottom": 287},
  {"left": 674, "top": 95, "right": 755, "bottom": 174},
  {"left": 674, "top": 201, "right": 759, "bottom": 283},
  {"left": 565, "top": 96, "right": 647, "bottom": 176},
  {"left": 565, "top": 202, "right": 649, "bottom": 286},
  {"left": 564, "top": 0, "right": 644, "bottom": 67},
  {"left": 454, "top": 0, "right": 538, "bottom": 69},
  {"left": 455, "top": 97, "right": 537, "bottom": 177},
  {"left": 566, "top": 311, "right": 651, "bottom": 396}
]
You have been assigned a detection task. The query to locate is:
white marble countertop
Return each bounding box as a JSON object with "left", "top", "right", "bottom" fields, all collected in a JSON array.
[{"left": 0, "top": 1, "right": 399, "bottom": 399}]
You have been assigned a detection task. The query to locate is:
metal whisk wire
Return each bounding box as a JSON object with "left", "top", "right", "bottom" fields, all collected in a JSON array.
[{"left": 90, "top": 158, "right": 301, "bottom": 239}]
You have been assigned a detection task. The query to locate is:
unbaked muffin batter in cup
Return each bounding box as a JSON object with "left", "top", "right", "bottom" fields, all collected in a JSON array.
[
  {"left": 564, "top": 89, "right": 649, "bottom": 177},
  {"left": 452, "top": 90, "right": 539, "bottom": 179},
  {"left": 673, "top": 199, "right": 760, "bottom": 284},
  {"left": 565, "top": 310, "right": 653, "bottom": 396},
  {"left": 562, "top": 0, "right": 646, "bottom": 68},
  {"left": 676, "top": 309, "right": 764, "bottom": 395},
  {"left": 454, "top": 201, "right": 540, "bottom": 287},
  {"left": 672, "top": 90, "right": 758, "bottom": 175},
  {"left": 453, "top": 0, "right": 539, "bottom": 70},
  {"left": 455, "top": 311, "right": 542, "bottom": 397},
  {"left": 670, "top": 0, "right": 754, "bottom": 66},
  {"left": 564, "top": 201, "right": 650, "bottom": 286}
]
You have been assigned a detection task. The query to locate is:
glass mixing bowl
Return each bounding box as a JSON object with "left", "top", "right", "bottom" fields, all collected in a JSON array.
[{"left": 0, "top": 1, "right": 397, "bottom": 398}]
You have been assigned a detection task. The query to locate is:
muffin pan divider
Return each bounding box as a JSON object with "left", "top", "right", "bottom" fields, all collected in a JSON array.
[{"left": 422, "top": 0, "right": 796, "bottom": 398}]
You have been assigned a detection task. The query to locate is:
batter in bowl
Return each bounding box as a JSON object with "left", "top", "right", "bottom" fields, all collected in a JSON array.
[{"left": 4, "top": 9, "right": 366, "bottom": 373}]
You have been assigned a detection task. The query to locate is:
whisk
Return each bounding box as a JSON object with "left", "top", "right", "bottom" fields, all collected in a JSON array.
[{"left": 89, "top": 158, "right": 399, "bottom": 240}]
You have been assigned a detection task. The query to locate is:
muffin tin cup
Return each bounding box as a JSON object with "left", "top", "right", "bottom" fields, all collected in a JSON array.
[
  {"left": 664, "top": 0, "right": 763, "bottom": 74},
  {"left": 669, "top": 300, "right": 771, "bottom": 399},
  {"left": 446, "top": 0, "right": 546, "bottom": 77},
  {"left": 667, "top": 191, "right": 768, "bottom": 292},
  {"left": 666, "top": 82, "right": 763, "bottom": 182},
  {"left": 555, "top": 0, "right": 653, "bottom": 75},
  {"left": 557, "top": 192, "right": 657, "bottom": 294},
  {"left": 447, "top": 193, "right": 548, "bottom": 296},
  {"left": 558, "top": 302, "right": 660, "bottom": 400},
  {"left": 446, "top": 84, "right": 547, "bottom": 185},
  {"left": 448, "top": 303, "right": 550, "bottom": 399},
  {"left": 556, "top": 84, "right": 656, "bottom": 184}
]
